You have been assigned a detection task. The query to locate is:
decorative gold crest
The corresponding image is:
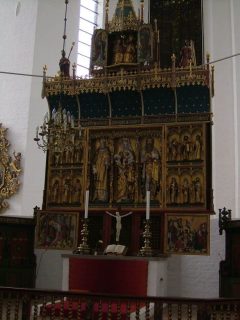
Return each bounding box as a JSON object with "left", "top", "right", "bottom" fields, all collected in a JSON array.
[{"left": 0, "top": 124, "right": 22, "bottom": 211}]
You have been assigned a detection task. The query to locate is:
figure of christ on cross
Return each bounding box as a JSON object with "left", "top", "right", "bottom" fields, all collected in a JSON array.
[{"left": 105, "top": 206, "right": 132, "bottom": 243}]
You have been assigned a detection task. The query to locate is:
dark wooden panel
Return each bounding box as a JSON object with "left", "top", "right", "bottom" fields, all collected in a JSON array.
[
  {"left": 0, "top": 216, "right": 36, "bottom": 288},
  {"left": 219, "top": 219, "right": 240, "bottom": 297},
  {"left": 151, "top": 0, "right": 203, "bottom": 68}
]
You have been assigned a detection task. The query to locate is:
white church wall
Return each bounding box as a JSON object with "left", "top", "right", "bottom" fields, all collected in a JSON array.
[
  {"left": 0, "top": 0, "right": 79, "bottom": 217},
  {"left": 22, "top": 0, "right": 80, "bottom": 216},
  {"left": 231, "top": 0, "right": 240, "bottom": 216},
  {"left": 0, "top": 0, "right": 38, "bottom": 216},
  {"left": 205, "top": 0, "right": 239, "bottom": 217}
]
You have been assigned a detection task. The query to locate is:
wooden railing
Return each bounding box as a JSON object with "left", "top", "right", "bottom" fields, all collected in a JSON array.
[{"left": 0, "top": 286, "right": 239, "bottom": 320}]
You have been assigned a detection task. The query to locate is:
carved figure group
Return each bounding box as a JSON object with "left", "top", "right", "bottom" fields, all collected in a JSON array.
[
  {"left": 113, "top": 35, "right": 137, "bottom": 64},
  {"left": 47, "top": 129, "right": 205, "bottom": 208},
  {"left": 90, "top": 136, "right": 162, "bottom": 204},
  {"left": 168, "top": 134, "right": 203, "bottom": 161},
  {"left": 167, "top": 176, "right": 203, "bottom": 205},
  {"left": 50, "top": 176, "right": 82, "bottom": 205},
  {"left": 51, "top": 137, "right": 83, "bottom": 166}
]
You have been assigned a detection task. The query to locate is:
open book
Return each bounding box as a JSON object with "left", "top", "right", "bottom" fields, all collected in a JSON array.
[{"left": 104, "top": 244, "right": 128, "bottom": 256}]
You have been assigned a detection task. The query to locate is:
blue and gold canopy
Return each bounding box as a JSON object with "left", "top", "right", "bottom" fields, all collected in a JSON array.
[{"left": 109, "top": 0, "right": 139, "bottom": 33}]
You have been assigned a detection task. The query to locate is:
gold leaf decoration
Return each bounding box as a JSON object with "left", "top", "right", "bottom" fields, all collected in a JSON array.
[{"left": 0, "top": 124, "right": 22, "bottom": 212}]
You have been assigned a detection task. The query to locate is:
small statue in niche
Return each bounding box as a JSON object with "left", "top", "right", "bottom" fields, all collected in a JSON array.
[
  {"left": 169, "top": 177, "right": 179, "bottom": 204},
  {"left": 62, "top": 178, "right": 72, "bottom": 203},
  {"left": 92, "top": 138, "right": 111, "bottom": 202},
  {"left": 182, "top": 178, "right": 190, "bottom": 204},
  {"left": 141, "top": 137, "right": 161, "bottom": 200},
  {"left": 114, "top": 138, "right": 135, "bottom": 202},
  {"left": 63, "top": 142, "right": 73, "bottom": 164},
  {"left": 193, "top": 134, "right": 202, "bottom": 160},
  {"left": 51, "top": 179, "right": 60, "bottom": 203},
  {"left": 193, "top": 177, "right": 202, "bottom": 203},
  {"left": 113, "top": 38, "right": 124, "bottom": 64},
  {"left": 123, "top": 35, "right": 136, "bottom": 63},
  {"left": 52, "top": 150, "right": 61, "bottom": 167},
  {"left": 168, "top": 138, "right": 178, "bottom": 161},
  {"left": 181, "top": 135, "right": 191, "bottom": 160},
  {"left": 179, "top": 40, "right": 196, "bottom": 68},
  {"left": 72, "top": 178, "right": 81, "bottom": 203},
  {"left": 73, "top": 139, "right": 83, "bottom": 164}
]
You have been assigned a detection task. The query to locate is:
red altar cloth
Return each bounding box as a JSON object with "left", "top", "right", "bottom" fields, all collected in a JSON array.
[{"left": 69, "top": 257, "right": 148, "bottom": 296}]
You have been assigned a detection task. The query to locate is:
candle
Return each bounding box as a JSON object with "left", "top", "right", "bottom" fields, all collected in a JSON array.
[
  {"left": 84, "top": 190, "right": 89, "bottom": 219},
  {"left": 146, "top": 190, "right": 150, "bottom": 220}
]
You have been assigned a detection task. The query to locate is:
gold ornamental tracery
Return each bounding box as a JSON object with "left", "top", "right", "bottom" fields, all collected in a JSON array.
[{"left": 0, "top": 124, "right": 22, "bottom": 211}]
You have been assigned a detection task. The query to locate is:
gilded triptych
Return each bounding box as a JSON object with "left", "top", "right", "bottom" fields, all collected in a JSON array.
[{"left": 46, "top": 123, "right": 207, "bottom": 210}]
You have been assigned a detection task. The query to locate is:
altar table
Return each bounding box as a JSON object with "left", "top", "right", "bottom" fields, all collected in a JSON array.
[{"left": 62, "top": 254, "right": 168, "bottom": 296}]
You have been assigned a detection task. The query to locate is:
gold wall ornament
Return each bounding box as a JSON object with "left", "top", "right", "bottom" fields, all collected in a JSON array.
[{"left": 0, "top": 124, "right": 22, "bottom": 212}]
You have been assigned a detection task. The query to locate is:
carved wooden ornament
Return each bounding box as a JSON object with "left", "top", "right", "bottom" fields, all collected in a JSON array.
[{"left": 0, "top": 124, "right": 21, "bottom": 211}]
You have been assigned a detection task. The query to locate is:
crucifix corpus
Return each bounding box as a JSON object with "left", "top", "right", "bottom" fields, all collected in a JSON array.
[{"left": 106, "top": 206, "right": 132, "bottom": 243}]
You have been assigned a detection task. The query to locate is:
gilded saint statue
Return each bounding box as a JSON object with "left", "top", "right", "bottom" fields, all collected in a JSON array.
[
  {"left": 169, "top": 177, "right": 179, "bottom": 204},
  {"left": 113, "top": 35, "right": 137, "bottom": 65},
  {"left": 193, "top": 135, "right": 202, "bottom": 160},
  {"left": 114, "top": 138, "right": 135, "bottom": 202},
  {"left": 141, "top": 138, "right": 160, "bottom": 199},
  {"left": 92, "top": 138, "right": 111, "bottom": 202},
  {"left": 123, "top": 35, "right": 136, "bottom": 63},
  {"left": 179, "top": 40, "right": 196, "bottom": 68},
  {"left": 113, "top": 39, "right": 124, "bottom": 64},
  {"left": 193, "top": 177, "right": 202, "bottom": 203}
]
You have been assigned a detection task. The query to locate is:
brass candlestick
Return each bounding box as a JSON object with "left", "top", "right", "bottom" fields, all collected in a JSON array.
[
  {"left": 73, "top": 218, "right": 90, "bottom": 254},
  {"left": 139, "top": 219, "right": 153, "bottom": 257}
]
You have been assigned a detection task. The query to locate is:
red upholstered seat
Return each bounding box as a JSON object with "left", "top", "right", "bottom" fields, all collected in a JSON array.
[{"left": 43, "top": 300, "right": 146, "bottom": 319}]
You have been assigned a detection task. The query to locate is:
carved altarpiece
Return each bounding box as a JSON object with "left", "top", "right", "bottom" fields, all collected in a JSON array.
[
  {"left": 46, "top": 123, "right": 209, "bottom": 211},
  {"left": 35, "top": 0, "right": 213, "bottom": 255}
]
